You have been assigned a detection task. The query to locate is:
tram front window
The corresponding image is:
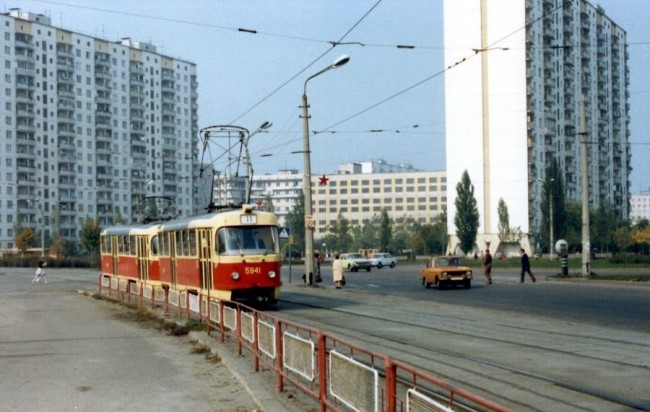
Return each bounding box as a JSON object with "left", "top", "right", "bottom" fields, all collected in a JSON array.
[{"left": 217, "top": 226, "right": 278, "bottom": 256}]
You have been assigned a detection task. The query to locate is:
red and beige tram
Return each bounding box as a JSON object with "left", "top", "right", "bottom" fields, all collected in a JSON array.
[{"left": 100, "top": 204, "right": 282, "bottom": 303}]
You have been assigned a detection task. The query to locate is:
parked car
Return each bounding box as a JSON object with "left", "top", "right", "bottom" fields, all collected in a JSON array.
[
  {"left": 420, "top": 256, "right": 472, "bottom": 289},
  {"left": 369, "top": 253, "right": 396, "bottom": 269},
  {"left": 339, "top": 253, "right": 372, "bottom": 272}
]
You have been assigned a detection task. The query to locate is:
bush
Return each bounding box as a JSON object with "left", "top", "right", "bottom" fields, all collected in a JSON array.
[
  {"left": 608, "top": 254, "right": 650, "bottom": 265},
  {"left": 0, "top": 254, "right": 96, "bottom": 268}
]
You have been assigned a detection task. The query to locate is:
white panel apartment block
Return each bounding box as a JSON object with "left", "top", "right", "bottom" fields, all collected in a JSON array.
[
  {"left": 444, "top": 0, "right": 630, "bottom": 255},
  {"left": 0, "top": 9, "right": 198, "bottom": 251}
]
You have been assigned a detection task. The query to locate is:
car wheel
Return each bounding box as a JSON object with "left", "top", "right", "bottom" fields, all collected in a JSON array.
[
  {"left": 366, "top": 267, "right": 371, "bottom": 272},
  {"left": 464, "top": 279, "right": 472, "bottom": 289},
  {"left": 438, "top": 279, "right": 446, "bottom": 290},
  {"left": 389, "top": 262, "right": 395, "bottom": 268},
  {"left": 352, "top": 268, "right": 358, "bottom": 272},
  {"left": 423, "top": 278, "right": 431, "bottom": 288},
  {"left": 377, "top": 262, "right": 383, "bottom": 269}
]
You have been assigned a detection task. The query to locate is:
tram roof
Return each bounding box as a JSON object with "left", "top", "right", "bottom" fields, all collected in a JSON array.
[{"left": 101, "top": 223, "right": 161, "bottom": 236}]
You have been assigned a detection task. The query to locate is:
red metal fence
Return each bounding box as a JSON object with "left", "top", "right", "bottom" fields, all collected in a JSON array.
[{"left": 99, "top": 275, "right": 510, "bottom": 412}]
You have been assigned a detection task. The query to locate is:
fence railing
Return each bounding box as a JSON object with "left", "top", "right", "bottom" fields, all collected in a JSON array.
[{"left": 99, "top": 274, "right": 511, "bottom": 412}]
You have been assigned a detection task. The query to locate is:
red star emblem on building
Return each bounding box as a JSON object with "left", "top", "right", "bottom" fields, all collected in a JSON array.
[{"left": 319, "top": 175, "right": 329, "bottom": 185}]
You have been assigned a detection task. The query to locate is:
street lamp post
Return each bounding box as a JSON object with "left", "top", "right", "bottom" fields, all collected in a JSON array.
[{"left": 301, "top": 55, "right": 350, "bottom": 284}]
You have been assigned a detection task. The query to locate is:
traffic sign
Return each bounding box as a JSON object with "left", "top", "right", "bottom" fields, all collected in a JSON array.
[{"left": 279, "top": 226, "right": 291, "bottom": 240}]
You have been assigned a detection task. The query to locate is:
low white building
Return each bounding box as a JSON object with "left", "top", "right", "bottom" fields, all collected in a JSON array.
[
  {"left": 249, "top": 160, "right": 447, "bottom": 238},
  {"left": 630, "top": 190, "right": 650, "bottom": 224}
]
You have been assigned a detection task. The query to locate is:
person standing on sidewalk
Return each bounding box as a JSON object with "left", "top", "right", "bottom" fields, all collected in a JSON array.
[
  {"left": 482, "top": 249, "right": 493, "bottom": 285},
  {"left": 32, "top": 256, "right": 48, "bottom": 284},
  {"left": 332, "top": 253, "right": 344, "bottom": 289},
  {"left": 520, "top": 248, "right": 536, "bottom": 283}
]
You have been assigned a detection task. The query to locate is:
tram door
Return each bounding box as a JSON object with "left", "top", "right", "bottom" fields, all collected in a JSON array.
[
  {"left": 111, "top": 236, "right": 119, "bottom": 277},
  {"left": 137, "top": 236, "right": 149, "bottom": 281},
  {"left": 169, "top": 232, "right": 177, "bottom": 288},
  {"left": 198, "top": 229, "right": 213, "bottom": 290}
]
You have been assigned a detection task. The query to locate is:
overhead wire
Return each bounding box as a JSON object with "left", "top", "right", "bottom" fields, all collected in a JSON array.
[
  {"left": 228, "top": 0, "right": 384, "bottom": 125},
  {"left": 318, "top": 0, "right": 570, "bottom": 133}
]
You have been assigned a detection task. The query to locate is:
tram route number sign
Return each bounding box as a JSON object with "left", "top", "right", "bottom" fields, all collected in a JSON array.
[
  {"left": 279, "top": 227, "right": 291, "bottom": 240},
  {"left": 304, "top": 215, "right": 315, "bottom": 228}
]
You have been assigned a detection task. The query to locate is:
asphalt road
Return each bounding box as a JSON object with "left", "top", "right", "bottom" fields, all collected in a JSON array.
[{"left": 292, "top": 263, "right": 650, "bottom": 333}]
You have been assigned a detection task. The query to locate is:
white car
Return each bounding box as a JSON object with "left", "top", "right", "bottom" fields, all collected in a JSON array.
[
  {"left": 369, "top": 253, "right": 396, "bottom": 269},
  {"left": 339, "top": 253, "right": 372, "bottom": 272}
]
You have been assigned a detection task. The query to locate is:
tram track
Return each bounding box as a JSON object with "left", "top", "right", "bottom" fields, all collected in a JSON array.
[{"left": 276, "top": 292, "right": 650, "bottom": 411}]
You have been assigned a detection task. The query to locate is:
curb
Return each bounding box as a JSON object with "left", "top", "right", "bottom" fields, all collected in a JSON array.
[{"left": 188, "top": 331, "right": 304, "bottom": 412}]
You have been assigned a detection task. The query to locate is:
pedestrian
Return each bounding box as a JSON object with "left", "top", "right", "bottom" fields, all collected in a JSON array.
[
  {"left": 520, "top": 248, "right": 536, "bottom": 283},
  {"left": 32, "top": 256, "right": 48, "bottom": 284},
  {"left": 314, "top": 252, "right": 324, "bottom": 283},
  {"left": 332, "top": 253, "right": 344, "bottom": 289},
  {"left": 482, "top": 249, "right": 492, "bottom": 285}
]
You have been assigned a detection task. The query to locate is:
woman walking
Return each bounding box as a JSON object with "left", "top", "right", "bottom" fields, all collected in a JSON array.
[{"left": 32, "top": 256, "right": 48, "bottom": 284}]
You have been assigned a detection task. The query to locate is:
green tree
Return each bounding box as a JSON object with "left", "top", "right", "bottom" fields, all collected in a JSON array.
[
  {"left": 563, "top": 202, "right": 582, "bottom": 251},
  {"left": 15, "top": 228, "right": 35, "bottom": 256},
  {"left": 80, "top": 217, "right": 102, "bottom": 266},
  {"left": 50, "top": 236, "right": 66, "bottom": 259},
  {"left": 614, "top": 226, "right": 633, "bottom": 257},
  {"left": 379, "top": 209, "right": 391, "bottom": 252},
  {"left": 497, "top": 198, "right": 510, "bottom": 242},
  {"left": 541, "top": 158, "right": 567, "bottom": 249},
  {"left": 262, "top": 194, "right": 275, "bottom": 213},
  {"left": 454, "top": 170, "right": 479, "bottom": 254},
  {"left": 285, "top": 194, "right": 305, "bottom": 254},
  {"left": 332, "top": 211, "right": 353, "bottom": 252}
]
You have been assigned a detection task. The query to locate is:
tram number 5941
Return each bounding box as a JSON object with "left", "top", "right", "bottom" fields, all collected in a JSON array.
[{"left": 245, "top": 267, "right": 261, "bottom": 275}]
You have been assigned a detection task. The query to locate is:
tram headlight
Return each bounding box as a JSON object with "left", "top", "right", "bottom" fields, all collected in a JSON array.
[
  {"left": 268, "top": 271, "right": 276, "bottom": 279},
  {"left": 231, "top": 272, "right": 240, "bottom": 281}
]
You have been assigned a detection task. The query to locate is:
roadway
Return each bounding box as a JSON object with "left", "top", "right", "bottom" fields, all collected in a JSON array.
[
  {"left": 2, "top": 264, "right": 648, "bottom": 411},
  {"left": 278, "top": 263, "right": 650, "bottom": 411}
]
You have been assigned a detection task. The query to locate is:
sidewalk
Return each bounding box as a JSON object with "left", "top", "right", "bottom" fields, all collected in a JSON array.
[{"left": 0, "top": 267, "right": 302, "bottom": 412}]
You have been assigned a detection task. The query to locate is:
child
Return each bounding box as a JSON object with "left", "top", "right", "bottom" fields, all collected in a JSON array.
[{"left": 32, "top": 256, "right": 48, "bottom": 284}]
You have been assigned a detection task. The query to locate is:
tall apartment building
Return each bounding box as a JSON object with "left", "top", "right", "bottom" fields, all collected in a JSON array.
[
  {"left": 248, "top": 161, "right": 447, "bottom": 238},
  {"left": 0, "top": 9, "right": 199, "bottom": 251},
  {"left": 444, "top": 0, "right": 630, "bottom": 254}
]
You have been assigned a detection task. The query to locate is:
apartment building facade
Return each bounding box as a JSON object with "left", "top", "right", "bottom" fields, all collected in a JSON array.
[
  {"left": 444, "top": 0, "right": 630, "bottom": 254},
  {"left": 0, "top": 9, "right": 199, "bottom": 251}
]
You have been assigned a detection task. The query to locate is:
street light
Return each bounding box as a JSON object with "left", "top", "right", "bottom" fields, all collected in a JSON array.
[{"left": 301, "top": 54, "right": 350, "bottom": 284}]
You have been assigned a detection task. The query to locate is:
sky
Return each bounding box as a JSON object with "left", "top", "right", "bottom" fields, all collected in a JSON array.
[{"left": 10, "top": 0, "right": 650, "bottom": 193}]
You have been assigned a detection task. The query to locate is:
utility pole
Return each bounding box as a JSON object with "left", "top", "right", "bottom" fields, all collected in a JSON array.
[{"left": 580, "top": 98, "right": 591, "bottom": 277}]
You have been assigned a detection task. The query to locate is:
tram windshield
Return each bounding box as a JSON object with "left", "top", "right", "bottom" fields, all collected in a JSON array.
[{"left": 216, "top": 226, "right": 279, "bottom": 256}]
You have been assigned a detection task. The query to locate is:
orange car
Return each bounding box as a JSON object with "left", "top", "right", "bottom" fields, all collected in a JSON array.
[{"left": 421, "top": 256, "right": 472, "bottom": 289}]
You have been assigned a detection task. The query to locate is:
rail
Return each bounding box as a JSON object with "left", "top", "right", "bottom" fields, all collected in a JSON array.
[{"left": 99, "top": 274, "right": 510, "bottom": 412}]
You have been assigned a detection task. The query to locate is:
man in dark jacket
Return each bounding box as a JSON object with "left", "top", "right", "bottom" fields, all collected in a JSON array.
[
  {"left": 520, "top": 248, "right": 536, "bottom": 283},
  {"left": 482, "top": 249, "right": 493, "bottom": 285}
]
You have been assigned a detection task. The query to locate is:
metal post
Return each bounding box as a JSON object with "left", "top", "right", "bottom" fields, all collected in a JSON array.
[
  {"left": 549, "top": 190, "right": 553, "bottom": 260},
  {"left": 301, "top": 92, "right": 315, "bottom": 284},
  {"left": 580, "top": 98, "right": 591, "bottom": 277},
  {"left": 300, "top": 55, "right": 349, "bottom": 286}
]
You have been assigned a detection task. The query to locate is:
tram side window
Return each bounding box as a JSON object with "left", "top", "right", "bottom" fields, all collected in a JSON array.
[
  {"left": 100, "top": 236, "right": 110, "bottom": 254},
  {"left": 160, "top": 232, "right": 170, "bottom": 256},
  {"left": 129, "top": 236, "right": 137, "bottom": 256},
  {"left": 151, "top": 235, "right": 159, "bottom": 256},
  {"left": 175, "top": 229, "right": 197, "bottom": 257}
]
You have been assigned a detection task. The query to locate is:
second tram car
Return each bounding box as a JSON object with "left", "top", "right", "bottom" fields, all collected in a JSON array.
[{"left": 100, "top": 205, "right": 282, "bottom": 304}]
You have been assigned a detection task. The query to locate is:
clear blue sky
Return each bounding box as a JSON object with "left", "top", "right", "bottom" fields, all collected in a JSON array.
[{"left": 12, "top": 0, "right": 650, "bottom": 193}]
